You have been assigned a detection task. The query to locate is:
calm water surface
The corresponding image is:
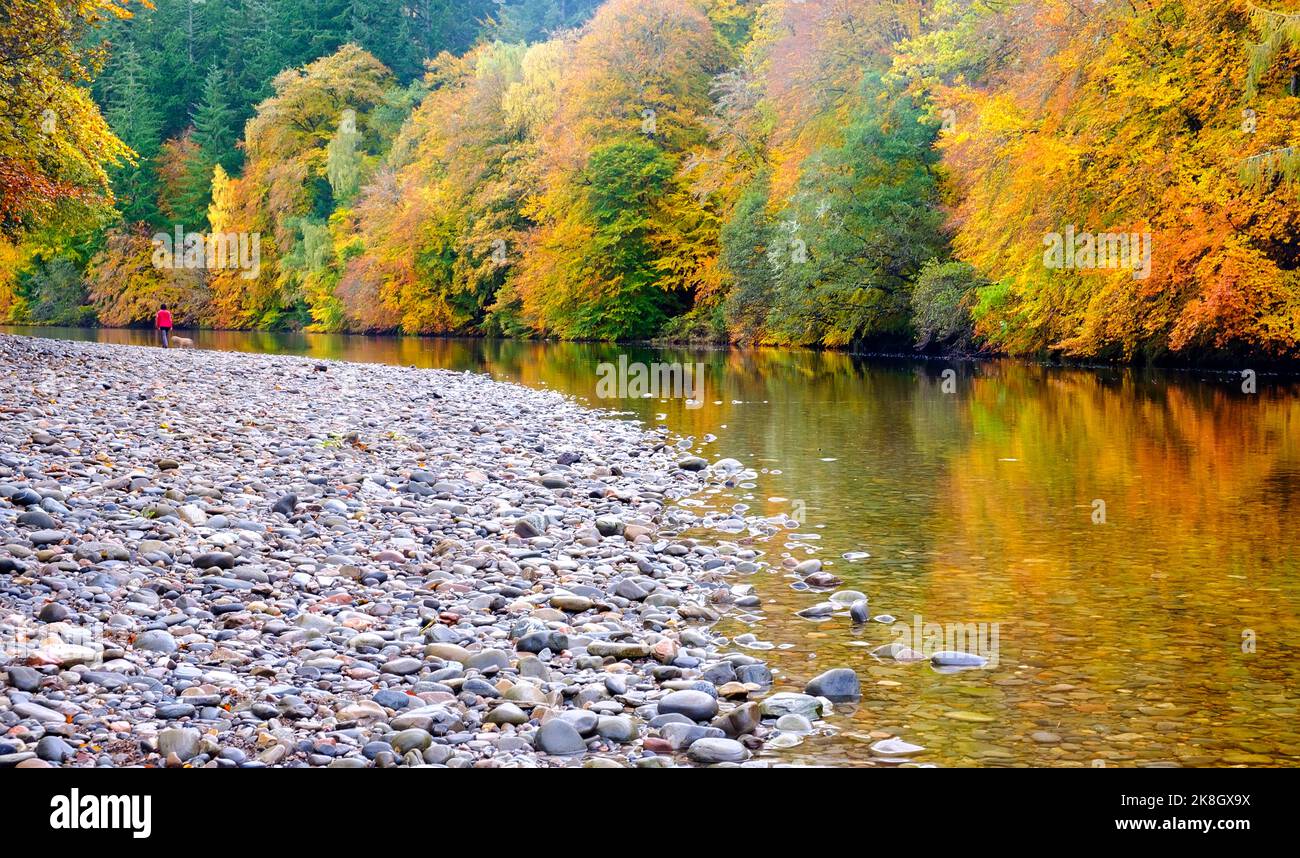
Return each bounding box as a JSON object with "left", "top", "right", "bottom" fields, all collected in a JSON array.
[{"left": 7, "top": 326, "right": 1300, "bottom": 767}]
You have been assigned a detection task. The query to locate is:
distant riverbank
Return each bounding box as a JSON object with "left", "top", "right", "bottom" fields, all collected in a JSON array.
[{"left": 6, "top": 323, "right": 1299, "bottom": 372}]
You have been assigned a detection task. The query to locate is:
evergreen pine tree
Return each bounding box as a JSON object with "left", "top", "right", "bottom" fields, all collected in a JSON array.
[
  {"left": 192, "top": 64, "right": 238, "bottom": 172},
  {"left": 104, "top": 43, "right": 164, "bottom": 225}
]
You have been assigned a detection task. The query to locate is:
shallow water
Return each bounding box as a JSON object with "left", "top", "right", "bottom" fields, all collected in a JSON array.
[{"left": 7, "top": 325, "right": 1300, "bottom": 767}]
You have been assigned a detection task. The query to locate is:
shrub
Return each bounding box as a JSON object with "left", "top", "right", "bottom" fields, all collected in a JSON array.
[{"left": 910, "top": 259, "right": 987, "bottom": 351}]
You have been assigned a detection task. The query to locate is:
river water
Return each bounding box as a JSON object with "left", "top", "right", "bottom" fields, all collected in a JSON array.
[{"left": 6, "top": 325, "right": 1300, "bottom": 767}]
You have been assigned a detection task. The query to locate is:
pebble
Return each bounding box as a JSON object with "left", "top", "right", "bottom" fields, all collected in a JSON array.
[
  {"left": 760, "top": 693, "right": 823, "bottom": 720},
  {"left": 871, "top": 643, "right": 927, "bottom": 661},
  {"left": 157, "top": 728, "right": 201, "bottom": 761},
  {"left": 871, "top": 737, "right": 925, "bottom": 756},
  {"left": 775, "top": 714, "right": 813, "bottom": 734},
  {"left": 134, "top": 629, "right": 178, "bottom": 654},
  {"left": 4, "top": 666, "right": 43, "bottom": 692}
]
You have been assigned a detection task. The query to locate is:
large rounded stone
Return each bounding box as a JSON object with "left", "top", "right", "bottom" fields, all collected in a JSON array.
[
  {"left": 687, "top": 737, "right": 749, "bottom": 764},
  {"left": 759, "top": 692, "right": 823, "bottom": 720},
  {"left": 804, "top": 667, "right": 861, "bottom": 701},
  {"left": 134, "top": 629, "right": 178, "bottom": 654},
  {"left": 390, "top": 729, "right": 433, "bottom": 754},
  {"left": 535, "top": 718, "right": 586, "bottom": 755},
  {"left": 930, "top": 650, "right": 988, "bottom": 668},
  {"left": 157, "top": 728, "right": 201, "bottom": 761},
  {"left": 486, "top": 703, "right": 529, "bottom": 725},
  {"left": 658, "top": 689, "right": 718, "bottom": 722}
]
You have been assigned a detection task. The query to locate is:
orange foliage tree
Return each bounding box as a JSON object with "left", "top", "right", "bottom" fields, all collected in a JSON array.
[{"left": 904, "top": 0, "right": 1300, "bottom": 360}]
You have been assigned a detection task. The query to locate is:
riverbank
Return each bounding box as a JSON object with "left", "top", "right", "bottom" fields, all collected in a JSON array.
[
  {"left": 9, "top": 322, "right": 1300, "bottom": 372},
  {"left": 0, "top": 332, "right": 848, "bottom": 768}
]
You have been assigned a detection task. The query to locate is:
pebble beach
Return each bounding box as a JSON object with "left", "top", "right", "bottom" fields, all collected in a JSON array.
[{"left": 0, "top": 333, "right": 861, "bottom": 768}]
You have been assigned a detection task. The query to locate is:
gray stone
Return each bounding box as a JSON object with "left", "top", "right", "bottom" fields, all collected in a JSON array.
[
  {"left": 930, "top": 650, "right": 989, "bottom": 667},
  {"left": 687, "top": 737, "right": 749, "bottom": 763},
  {"left": 535, "top": 718, "right": 586, "bottom": 755},
  {"left": 191, "top": 551, "right": 235, "bottom": 570},
  {"left": 5, "top": 665, "right": 42, "bottom": 692},
  {"left": 759, "top": 693, "right": 823, "bottom": 720},
  {"left": 871, "top": 642, "right": 927, "bottom": 661},
  {"left": 775, "top": 713, "right": 813, "bottom": 733},
  {"left": 660, "top": 722, "right": 723, "bottom": 750},
  {"left": 486, "top": 703, "right": 529, "bottom": 726},
  {"left": 17, "top": 510, "right": 58, "bottom": 529},
  {"left": 558, "top": 709, "right": 599, "bottom": 737},
  {"left": 658, "top": 689, "right": 718, "bottom": 722},
  {"left": 804, "top": 667, "right": 860, "bottom": 701},
  {"left": 15, "top": 701, "right": 66, "bottom": 723},
  {"left": 596, "top": 715, "right": 638, "bottom": 743},
  {"left": 381, "top": 657, "right": 423, "bottom": 676},
  {"left": 36, "top": 736, "right": 75, "bottom": 762},
  {"left": 134, "top": 629, "right": 178, "bottom": 654},
  {"left": 465, "top": 650, "right": 510, "bottom": 672}
]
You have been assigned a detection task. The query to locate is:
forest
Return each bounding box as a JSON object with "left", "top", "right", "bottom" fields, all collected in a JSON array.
[{"left": 4, "top": 0, "right": 1300, "bottom": 362}]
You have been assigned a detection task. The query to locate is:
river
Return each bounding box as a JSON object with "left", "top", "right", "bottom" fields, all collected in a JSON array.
[{"left": 6, "top": 325, "right": 1299, "bottom": 767}]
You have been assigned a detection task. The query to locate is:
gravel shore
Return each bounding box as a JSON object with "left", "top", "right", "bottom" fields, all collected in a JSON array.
[{"left": 0, "top": 333, "right": 828, "bottom": 768}]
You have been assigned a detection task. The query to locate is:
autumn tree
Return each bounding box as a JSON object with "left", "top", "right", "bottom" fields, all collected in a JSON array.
[
  {"left": 507, "top": 0, "right": 728, "bottom": 339},
  {"left": 904, "top": 0, "right": 1300, "bottom": 359},
  {"left": 208, "top": 45, "right": 396, "bottom": 329},
  {"left": 87, "top": 224, "right": 210, "bottom": 325},
  {"left": 347, "top": 40, "right": 560, "bottom": 334},
  {"left": 0, "top": 0, "right": 136, "bottom": 236}
]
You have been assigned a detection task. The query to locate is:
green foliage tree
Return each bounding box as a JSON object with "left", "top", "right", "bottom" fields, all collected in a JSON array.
[
  {"left": 486, "top": 0, "right": 603, "bottom": 43},
  {"left": 910, "top": 259, "right": 986, "bottom": 351},
  {"left": 103, "top": 43, "right": 162, "bottom": 225},
  {"left": 744, "top": 76, "right": 946, "bottom": 347},
  {"left": 22, "top": 256, "right": 96, "bottom": 325},
  {"left": 721, "top": 170, "right": 777, "bottom": 343}
]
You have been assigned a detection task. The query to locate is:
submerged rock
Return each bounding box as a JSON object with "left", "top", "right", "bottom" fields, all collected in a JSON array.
[
  {"left": 930, "top": 650, "right": 989, "bottom": 668},
  {"left": 760, "top": 693, "right": 823, "bottom": 720},
  {"left": 804, "top": 668, "right": 860, "bottom": 701}
]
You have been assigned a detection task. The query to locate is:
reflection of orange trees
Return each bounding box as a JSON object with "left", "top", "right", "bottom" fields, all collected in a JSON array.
[{"left": 925, "top": 367, "right": 1300, "bottom": 743}]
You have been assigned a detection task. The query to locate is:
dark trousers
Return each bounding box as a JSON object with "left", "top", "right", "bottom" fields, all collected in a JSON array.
[{"left": 159, "top": 327, "right": 171, "bottom": 348}]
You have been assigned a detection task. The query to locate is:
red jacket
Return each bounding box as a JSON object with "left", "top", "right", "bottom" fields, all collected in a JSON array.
[{"left": 155, "top": 310, "right": 173, "bottom": 329}]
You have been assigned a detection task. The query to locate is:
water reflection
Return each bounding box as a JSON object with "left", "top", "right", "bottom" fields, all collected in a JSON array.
[{"left": 6, "top": 326, "right": 1299, "bottom": 766}]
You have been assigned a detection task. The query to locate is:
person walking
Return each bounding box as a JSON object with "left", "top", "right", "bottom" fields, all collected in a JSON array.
[{"left": 155, "top": 304, "right": 173, "bottom": 348}]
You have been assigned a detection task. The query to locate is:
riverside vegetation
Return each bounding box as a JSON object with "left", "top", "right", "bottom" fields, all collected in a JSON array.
[{"left": 6, "top": 1, "right": 1300, "bottom": 362}]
